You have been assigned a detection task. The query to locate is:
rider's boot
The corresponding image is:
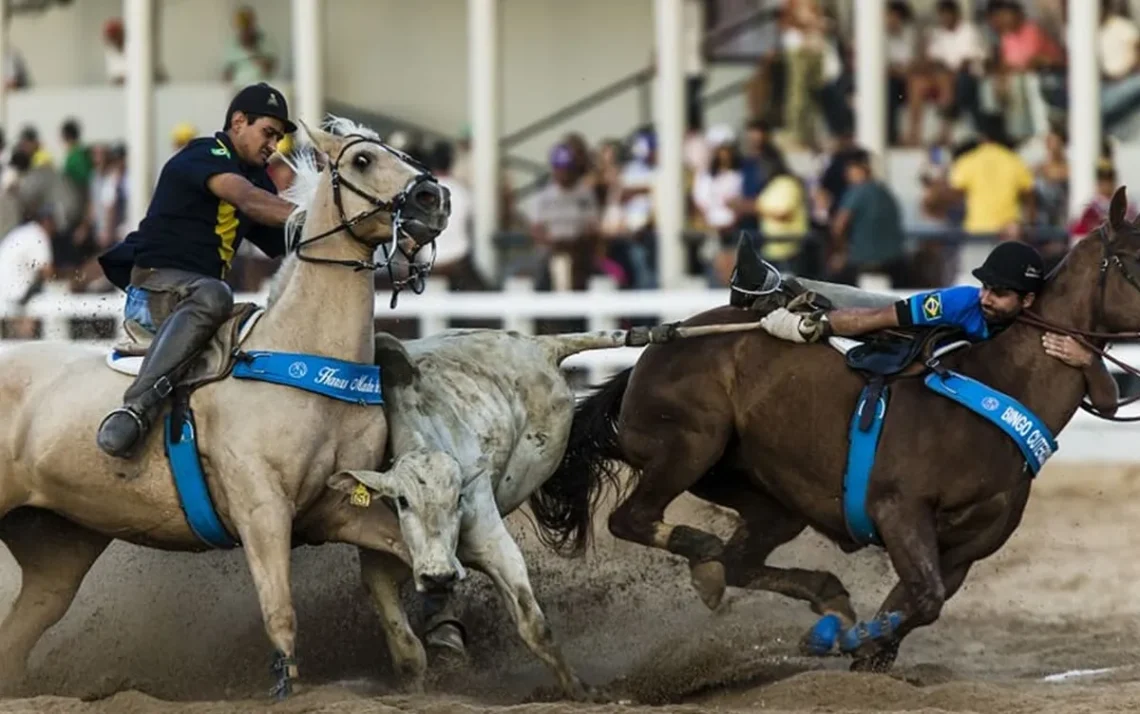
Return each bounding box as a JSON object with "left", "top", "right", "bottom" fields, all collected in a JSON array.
[
  {"left": 729, "top": 232, "right": 780, "bottom": 308},
  {"left": 96, "top": 301, "right": 224, "bottom": 458}
]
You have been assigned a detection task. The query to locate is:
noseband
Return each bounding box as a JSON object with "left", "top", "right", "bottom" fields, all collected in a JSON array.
[
  {"left": 1015, "top": 225, "right": 1140, "bottom": 421},
  {"left": 289, "top": 135, "right": 441, "bottom": 307}
]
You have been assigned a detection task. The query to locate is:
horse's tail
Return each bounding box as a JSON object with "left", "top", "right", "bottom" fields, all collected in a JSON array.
[{"left": 528, "top": 367, "right": 632, "bottom": 557}]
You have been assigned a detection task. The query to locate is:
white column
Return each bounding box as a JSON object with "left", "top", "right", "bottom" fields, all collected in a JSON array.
[
  {"left": 854, "top": 0, "right": 886, "bottom": 175},
  {"left": 291, "top": 0, "right": 323, "bottom": 129},
  {"left": 653, "top": 0, "right": 685, "bottom": 290},
  {"left": 125, "top": 0, "right": 155, "bottom": 230},
  {"left": 0, "top": 0, "right": 8, "bottom": 132},
  {"left": 1068, "top": 0, "right": 1100, "bottom": 222},
  {"left": 469, "top": 0, "right": 499, "bottom": 284}
]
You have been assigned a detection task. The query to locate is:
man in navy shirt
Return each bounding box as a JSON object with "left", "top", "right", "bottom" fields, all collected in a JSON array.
[
  {"left": 95, "top": 82, "right": 299, "bottom": 458},
  {"left": 759, "top": 241, "right": 1045, "bottom": 344}
]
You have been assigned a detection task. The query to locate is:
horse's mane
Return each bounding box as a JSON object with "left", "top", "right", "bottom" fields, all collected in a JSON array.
[{"left": 267, "top": 115, "right": 382, "bottom": 307}]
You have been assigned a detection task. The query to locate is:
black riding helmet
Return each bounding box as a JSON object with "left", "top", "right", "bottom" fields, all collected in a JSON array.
[{"left": 972, "top": 240, "right": 1045, "bottom": 294}]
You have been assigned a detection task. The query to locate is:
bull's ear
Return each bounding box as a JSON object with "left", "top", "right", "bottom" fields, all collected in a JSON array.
[{"left": 327, "top": 469, "right": 393, "bottom": 508}]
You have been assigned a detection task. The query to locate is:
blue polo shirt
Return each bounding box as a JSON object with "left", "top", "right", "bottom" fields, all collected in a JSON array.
[
  {"left": 111, "top": 131, "right": 285, "bottom": 285},
  {"left": 894, "top": 285, "right": 991, "bottom": 341}
]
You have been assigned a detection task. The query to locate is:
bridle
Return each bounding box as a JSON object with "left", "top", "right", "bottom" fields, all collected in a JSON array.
[
  {"left": 288, "top": 135, "right": 442, "bottom": 307},
  {"left": 1014, "top": 225, "right": 1140, "bottom": 421}
]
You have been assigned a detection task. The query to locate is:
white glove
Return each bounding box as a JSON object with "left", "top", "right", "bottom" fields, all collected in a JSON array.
[{"left": 760, "top": 307, "right": 808, "bottom": 343}]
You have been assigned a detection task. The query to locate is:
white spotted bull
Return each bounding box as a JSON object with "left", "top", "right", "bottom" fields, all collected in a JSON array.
[{"left": 327, "top": 327, "right": 673, "bottom": 700}]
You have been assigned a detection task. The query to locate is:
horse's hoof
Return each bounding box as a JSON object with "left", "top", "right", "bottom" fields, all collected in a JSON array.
[
  {"left": 800, "top": 613, "right": 842, "bottom": 656},
  {"left": 690, "top": 560, "right": 726, "bottom": 611},
  {"left": 850, "top": 640, "right": 900, "bottom": 674},
  {"left": 269, "top": 651, "right": 299, "bottom": 700},
  {"left": 850, "top": 650, "right": 895, "bottom": 674}
]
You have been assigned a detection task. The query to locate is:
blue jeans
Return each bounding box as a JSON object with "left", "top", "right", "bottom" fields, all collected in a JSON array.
[{"left": 123, "top": 285, "right": 156, "bottom": 333}]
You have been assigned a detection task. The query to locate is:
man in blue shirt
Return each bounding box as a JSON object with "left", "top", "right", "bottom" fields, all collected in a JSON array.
[
  {"left": 95, "top": 82, "right": 299, "bottom": 458},
  {"left": 759, "top": 240, "right": 1044, "bottom": 344},
  {"left": 758, "top": 238, "right": 1122, "bottom": 425}
]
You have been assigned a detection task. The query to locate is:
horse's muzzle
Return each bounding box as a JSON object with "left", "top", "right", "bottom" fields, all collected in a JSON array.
[{"left": 401, "top": 180, "right": 451, "bottom": 246}]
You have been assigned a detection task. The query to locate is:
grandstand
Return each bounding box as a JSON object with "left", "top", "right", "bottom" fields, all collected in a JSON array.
[{"left": 1, "top": 0, "right": 1138, "bottom": 440}]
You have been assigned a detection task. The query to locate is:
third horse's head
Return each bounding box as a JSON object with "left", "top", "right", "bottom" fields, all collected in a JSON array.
[{"left": 1082, "top": 186, "right": 1140, "bottom": 336}]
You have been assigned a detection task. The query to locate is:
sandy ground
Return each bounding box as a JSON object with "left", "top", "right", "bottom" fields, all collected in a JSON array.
[{"left": 2, "top": 462, "right": 1140, "bottom": 714}]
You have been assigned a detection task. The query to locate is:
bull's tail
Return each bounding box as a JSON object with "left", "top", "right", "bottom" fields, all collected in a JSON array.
[
  {"left": 528, "top": 367, "right": 632, "bottom": 557},
  {"left": 536, "top": 321, "right": 765, "bottom": 366}
]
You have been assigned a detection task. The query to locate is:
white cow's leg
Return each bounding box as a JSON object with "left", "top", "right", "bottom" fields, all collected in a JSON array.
[
  {"left": 459, "top": 487, "right": 589, "bottom": 700},
  {"left": 359, "top": 548, "right": 427, "bottom": 692}
]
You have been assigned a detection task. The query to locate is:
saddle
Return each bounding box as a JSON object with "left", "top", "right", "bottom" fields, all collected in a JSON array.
[{"left": 106, "top": 301, "right": 265, "bottom": 395}]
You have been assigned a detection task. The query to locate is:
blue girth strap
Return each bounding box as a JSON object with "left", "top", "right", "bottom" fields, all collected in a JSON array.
[
  {"left": 922, "top": 370, "right": 1058, "bottom": 475},
  {"left": 841, "top": 369, "right": 1058, "bottom": 548},
  {"left": 231, "top": 350, "right": 384, "bottom": 405},
  {"left": 162, "top": 349, "right": 384, "bottom": 550},
  {"left": 843, "top": 384, "right": 889, "bottom": 546},
  {"left": 165, "top": 410, "right": 240, "bottom": 549}
]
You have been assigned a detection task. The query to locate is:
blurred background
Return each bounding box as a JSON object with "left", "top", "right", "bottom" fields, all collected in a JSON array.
[{"left": 0, "top": 0, "right": 1138, "bottom": 420}]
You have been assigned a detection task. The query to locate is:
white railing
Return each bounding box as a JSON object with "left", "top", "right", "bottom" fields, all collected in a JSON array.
[{"left": 3, "top": 277, "right": 1139, "bottom": 462}]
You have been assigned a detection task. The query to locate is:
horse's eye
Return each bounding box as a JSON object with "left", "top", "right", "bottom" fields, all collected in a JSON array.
[
  {"left": 354, "top": 153, "right": 371, "bottom": 169},
  {"left": 397, "top": 496, "right": 409, "bottom": 510}
]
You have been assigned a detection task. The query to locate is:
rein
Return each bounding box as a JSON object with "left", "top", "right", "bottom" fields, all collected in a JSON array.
[
  {"left": 288, "top": 135, "right": 440, "bottom": 307},
  {"left": 1014, "top": 226, "right": 1140, "bottom": 421}
]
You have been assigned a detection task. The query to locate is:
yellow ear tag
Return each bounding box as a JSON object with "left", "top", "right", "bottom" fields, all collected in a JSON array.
[{"left": 350, "top": 483, "right": 372, "bottom": 508}]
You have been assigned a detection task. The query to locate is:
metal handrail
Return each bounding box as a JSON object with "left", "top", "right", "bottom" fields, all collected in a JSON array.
[
  {"left": 326, "top": 4, "right": 781, "bottom": 203},
  {"left": 500, "top": 5, "right": 781, "bottom": 151}
]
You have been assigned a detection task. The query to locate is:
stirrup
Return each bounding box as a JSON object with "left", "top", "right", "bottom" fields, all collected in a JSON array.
[{"left": 109, "top": 376, "right": 174, "bottom": 434}]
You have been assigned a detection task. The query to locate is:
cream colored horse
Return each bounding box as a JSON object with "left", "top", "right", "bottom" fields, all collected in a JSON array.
[{"left": 0, "top": 116, "right": 450, "bottom": 698}]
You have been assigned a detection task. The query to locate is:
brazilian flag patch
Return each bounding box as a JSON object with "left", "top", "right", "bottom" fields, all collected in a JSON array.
[{"left": 922, "top": 294, "right": 943, "bottom": 320}]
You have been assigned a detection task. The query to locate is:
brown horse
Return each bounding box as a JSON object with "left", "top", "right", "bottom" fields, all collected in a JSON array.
[{"left": 529, "top": 188, "right": 1140, "bottom": 672}]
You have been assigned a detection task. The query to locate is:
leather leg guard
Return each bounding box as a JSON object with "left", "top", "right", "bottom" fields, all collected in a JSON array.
[{"left": 97, "top": 299, "right": 226, "bottom": 459}]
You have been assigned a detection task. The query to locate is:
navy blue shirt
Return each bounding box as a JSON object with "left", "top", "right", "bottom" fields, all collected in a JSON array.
[
  {"left": 894, "top": 285, "right": 991, "bottom": 341},
  {"left": 103, "top": 131, "right": 285, "bottom": 287}
]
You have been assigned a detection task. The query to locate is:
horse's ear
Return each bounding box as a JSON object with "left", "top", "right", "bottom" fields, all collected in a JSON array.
[
  {"left": 297, "top": 118, "right": 344, "bottom": 160},
  {"left": 375, "top": 332, "right": 418, "bottom": 389},
  {"left": 1109, "top": 186, "right": 1129, "bottom": 236}
]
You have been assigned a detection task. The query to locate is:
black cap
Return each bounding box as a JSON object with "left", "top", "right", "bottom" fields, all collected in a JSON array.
[
  {"left": 225, "top": 83, "right": 297, "bottom": 134},
  {"left": 972, "top": 241, "right": 1045, "bottom": 294}
]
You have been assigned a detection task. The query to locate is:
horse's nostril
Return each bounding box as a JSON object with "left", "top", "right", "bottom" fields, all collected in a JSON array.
[{"left": 415, "top": 190, "right": 440, "bottom": 210}]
